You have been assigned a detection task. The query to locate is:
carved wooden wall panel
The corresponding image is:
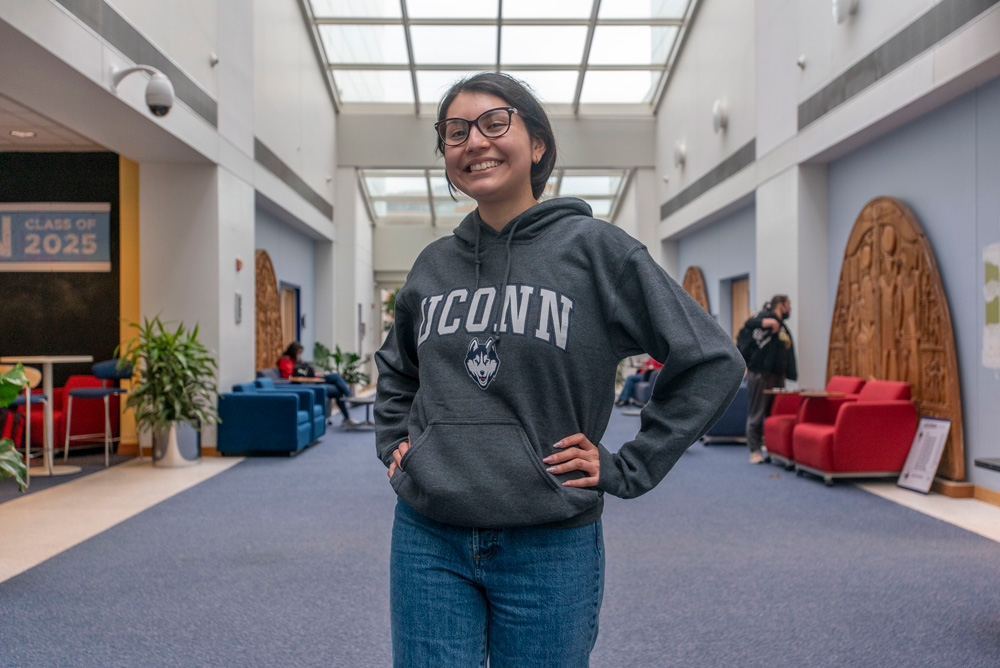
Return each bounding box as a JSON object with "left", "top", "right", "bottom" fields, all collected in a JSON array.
[
  {"left": 827, "top": 197, "right": 964, "bottom": 480},
  {"left": 255, "top": 250, "right": 284, "bottom": 371},
  {"left": 682, "top": 266, "right": 710, "bottom": 312}
]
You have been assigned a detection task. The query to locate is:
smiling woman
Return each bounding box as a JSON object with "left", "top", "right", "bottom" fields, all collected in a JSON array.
[{"left": 374, "top": 71, "right": 746, "bottom": 667}]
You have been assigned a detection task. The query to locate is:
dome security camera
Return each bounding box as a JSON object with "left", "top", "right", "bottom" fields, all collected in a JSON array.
[
  {"left": 145, "top": 73, "right": 174, "bottom": 117},
  {"left": 110, "top": 65, "right": 175, "bottom": 118}
]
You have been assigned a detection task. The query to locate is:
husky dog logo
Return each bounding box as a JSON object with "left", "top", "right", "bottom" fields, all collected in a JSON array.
[{"left": 465, "top": 337, "right": 500, "bottom": 389}]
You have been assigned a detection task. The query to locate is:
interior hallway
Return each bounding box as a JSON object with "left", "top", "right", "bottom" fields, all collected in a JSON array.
[{"left": 1, "top": 407, "right": 998, "bottom": 668}]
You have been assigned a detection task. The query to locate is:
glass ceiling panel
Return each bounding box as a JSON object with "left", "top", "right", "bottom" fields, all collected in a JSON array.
[
  {"left": 429, "top": 172, "right": 452, "bottom": 197},
  {"left": 407, "top": 0, "right": 498, "bottom": 19},
  {"left": 579, "top": 70, "right": 658, "bottom": 104},
  {"left": 410, "top": 26, "right": 497, "bottom": 65},
  {"left": 583, "top": 199, "right": 613, "bottom": 218},
  {"left": 560, "top": 174, "right": 623, "bottom": 197},
  {"left": 310, "top": 0, "right": 401, "bottom": 18},
  {"left": 598, "top": 0, "right": 690, "bottom": 20},
  {"left": 416, "top": 70, "right": 475, "bottom": 105},
  {"left": 335, "top": 70, "right": 415, "bottom": 103},
  {"left": 320, "top": 25, "right": 409, "bottom": 64},
  {"left": 588, "top": 25, "right": 678, "bottom": 66},
  {"left": 502, "top": 0, "right": 595, "bottom": 20},
  {"left": 364, "top": 174, "right": 428, "bottom": 198},
  {"left": 511, "top": 71, "right": 580, "bottom": 104},
  {"left": 373, "top": 200, "right": 432, "bottom": 223},
  {"left": 434, "top": 199, "right": 477, "bottom": 220},
  {"left": 500, "top": 26, "right": 589, "bottom": 65}
]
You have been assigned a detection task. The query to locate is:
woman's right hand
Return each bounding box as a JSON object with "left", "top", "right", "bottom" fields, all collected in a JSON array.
[{"left": 388, "top": 440, "right": 410, "bottom": 479}]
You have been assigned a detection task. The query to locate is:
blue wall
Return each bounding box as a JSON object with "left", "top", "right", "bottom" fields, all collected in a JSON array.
[
  {"left": 827, "top": 76, "right": 1000, "bottom": 491},
  {"left": 255, "top": 208, "right": 317, "bottom": 359},
  {"left": 675, "top": 204, "right": 756, "bottom": 336}
]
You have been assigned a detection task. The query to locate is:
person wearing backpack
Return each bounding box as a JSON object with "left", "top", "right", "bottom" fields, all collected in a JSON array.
[{"left": 740, "top": 295, "right": 797, "bottom": 464}]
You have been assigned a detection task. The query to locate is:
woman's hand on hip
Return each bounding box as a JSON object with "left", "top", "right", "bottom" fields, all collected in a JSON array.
[
  {"left": 388, "top": 440, "right": 409, "bottom": 479},
  {"left": 542, "top": 433, "right": 600, "bottom": 488}
]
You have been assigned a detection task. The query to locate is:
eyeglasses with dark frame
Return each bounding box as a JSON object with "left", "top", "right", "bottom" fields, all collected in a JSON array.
[{"left": 435, "top": 107, "right": 524, "bottom": 147}]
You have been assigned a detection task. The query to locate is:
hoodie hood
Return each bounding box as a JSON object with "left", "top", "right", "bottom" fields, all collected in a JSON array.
[
  {"left": 453, "top": 197, "right": 593, "bottom": 247},
  {"left": 453, "top": 197, "right": 594, "bottom": 344}
]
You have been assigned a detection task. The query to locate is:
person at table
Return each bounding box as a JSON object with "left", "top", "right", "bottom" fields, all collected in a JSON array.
[
  {"left": 614, "top": 356, "right": 663, "bottom": 407},
  {"left": 741, "top": 295, "right": 797, "bottom": 464},
  {"left": 278, "top": 342, "right": 357, "bottom": 427}
]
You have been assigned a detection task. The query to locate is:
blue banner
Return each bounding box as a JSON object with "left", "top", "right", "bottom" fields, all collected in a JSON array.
[{"left": 0, "top": 203, "right": 111, "bottom": 272}]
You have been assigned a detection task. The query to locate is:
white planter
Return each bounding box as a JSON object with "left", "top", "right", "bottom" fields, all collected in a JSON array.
[{"left": 152, "top": 421, "right": 201, "bottom": 468}]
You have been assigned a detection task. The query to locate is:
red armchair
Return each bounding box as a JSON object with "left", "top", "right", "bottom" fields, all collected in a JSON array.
[
  {"left": 792, "top": 380, "right": 917, "bottom": 486},
  {"left": 19, "top": 375, "right": 118, "bottom": 452},
  {"left": 764, "top": 376, "right": 866, "bottom": 467}
]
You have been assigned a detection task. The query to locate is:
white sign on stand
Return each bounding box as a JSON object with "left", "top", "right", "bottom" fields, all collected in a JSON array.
[{"left": 898, "top": 418, "right": 952, "bottom": 494}]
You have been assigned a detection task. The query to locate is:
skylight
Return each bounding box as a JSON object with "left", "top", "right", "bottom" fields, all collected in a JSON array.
[
  {"left": 360, "top": 168, "right": 630, "bottom": 227},
  {"left": 306, "top": 0, "right": 694, "bottom": 113}
]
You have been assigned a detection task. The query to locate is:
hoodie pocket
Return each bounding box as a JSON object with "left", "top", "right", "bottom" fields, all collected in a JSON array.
[{"left": 394, "top": 418, "right": 597, "bottom": 527}]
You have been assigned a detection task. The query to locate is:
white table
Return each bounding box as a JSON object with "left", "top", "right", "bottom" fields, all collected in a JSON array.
[{"left": 0, "top": 355, "right": 94, "bottom": 477}]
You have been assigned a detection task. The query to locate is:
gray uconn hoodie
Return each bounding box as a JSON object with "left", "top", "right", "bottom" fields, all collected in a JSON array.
[{"left": 375, "top": 198, "right": 745, "bottom": 529}]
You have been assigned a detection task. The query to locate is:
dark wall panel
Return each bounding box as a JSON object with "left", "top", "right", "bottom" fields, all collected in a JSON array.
[{"left": 0, "top": 152, "right": 120, "bottom": 386}]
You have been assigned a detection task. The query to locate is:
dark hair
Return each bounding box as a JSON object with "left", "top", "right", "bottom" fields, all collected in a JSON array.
[
  {"left": 765, "top": 294, "right": 789, "bottom": 310},
  {"left": 282, "top": 341, "right": 303, "bottom": 361},
  {"left": 435, "top": 72, "right": 557, "bottom": 201}
]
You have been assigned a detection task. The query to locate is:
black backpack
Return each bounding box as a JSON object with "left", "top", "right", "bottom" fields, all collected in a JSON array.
[{"left": 736, "top": 314, "right": 769, "bottom": 365}]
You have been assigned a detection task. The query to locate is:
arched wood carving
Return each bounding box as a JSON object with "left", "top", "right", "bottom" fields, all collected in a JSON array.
[
  {"left": 827, "top": 197, "right": 964, "bottom": 481},
  {"left": 682, "top": 266, "right": 710, "bottom": 312},
  {"left": 255, "top": 250, "right": 284, "bottom": 371}
]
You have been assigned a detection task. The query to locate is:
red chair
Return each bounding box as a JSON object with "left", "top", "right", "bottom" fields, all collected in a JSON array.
[
  {"left": 792, "top": 380, "right": 917, "bottom": 486},
  {"left": 764, "top": 376, "right": 866, "bottom": 468},
  {"left": 19, "top": 376, "right": 118, "bottom": 452}
]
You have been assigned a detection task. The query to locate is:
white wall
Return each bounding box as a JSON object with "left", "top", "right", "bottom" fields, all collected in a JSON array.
[
  {"left": 655, "top": 0, "right": 756, "bottom": 205},
  {"left": 108, "top": 0, "right": 219, "bottom": 97},
  {"left": 255, "top": 206, "right": 318, "bottom": 357},
  {"left": 253, "top": 0, "right": 336, "bottom": 204}
]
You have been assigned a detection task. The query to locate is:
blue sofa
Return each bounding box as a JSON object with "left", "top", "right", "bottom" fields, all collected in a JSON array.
[
  {"left": 253, "top": 377, "right": 327, "bottom": 433},
  {"left": 702, "top": 377, "right": 748, "bottom": 445},
  {"left": 216, "top": 382, "right": 325, "bottom": 455}
]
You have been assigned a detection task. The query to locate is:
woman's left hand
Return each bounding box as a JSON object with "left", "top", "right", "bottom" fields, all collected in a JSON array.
[{"left": 542, "top": 433, "right": 600, "bottom": 488}]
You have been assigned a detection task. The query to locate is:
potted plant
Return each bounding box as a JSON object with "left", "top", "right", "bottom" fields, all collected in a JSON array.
[
  {"left": 313, "top": 342, "right": 370, "bottom": 391},
  {"left": 0, "top": 364, "right": 29, "bottom": 492},
  {"left": 118, "top": 316, "right": 220, "bottom": 468},
  {"left": 330, "top": 344, "right": 371, "bottom": 391}
]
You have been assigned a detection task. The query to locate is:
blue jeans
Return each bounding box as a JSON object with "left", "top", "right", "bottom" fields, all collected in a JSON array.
[
  {"left": 391, "top": 499, "right": 605, "bottom": 667},
  {"left": 322, "top": 373, "right": 352, "bottom": 419}
]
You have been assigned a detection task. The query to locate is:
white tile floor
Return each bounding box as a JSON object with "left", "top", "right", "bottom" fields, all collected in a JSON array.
[
  {"left": 857, "top": 482, "right": 1000, "bottom": 543},
  {"left": 0, "top": 457, "right": 242, "bottom": 584}
]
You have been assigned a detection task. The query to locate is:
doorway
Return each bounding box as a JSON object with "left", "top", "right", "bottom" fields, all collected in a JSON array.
[
  {"left": 731, "top": 277, "right": 751, "bottom": 342},
  {"left": 280, "top": 283, "right": 300, "bottom": 347}
]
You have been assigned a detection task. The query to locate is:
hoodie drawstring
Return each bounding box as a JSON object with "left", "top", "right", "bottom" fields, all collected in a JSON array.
[
  {"left": 491, "top": 217, "right": 523, "bottom": 348},
  {"left": 474, "top": 223, "right": 482, "bottom": 290}
]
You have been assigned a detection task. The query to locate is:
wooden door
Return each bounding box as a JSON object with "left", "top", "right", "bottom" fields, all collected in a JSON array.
[
  {"left": 731, "top": 278, "right": 750, "bottom": 341},
  {"left": 280, "top": 285, "right": 298, "bottom": 347}
]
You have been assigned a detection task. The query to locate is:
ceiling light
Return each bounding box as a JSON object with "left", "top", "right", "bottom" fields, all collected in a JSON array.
[{"left": 9, "top": 130, "right": 36, "bottom": 138}]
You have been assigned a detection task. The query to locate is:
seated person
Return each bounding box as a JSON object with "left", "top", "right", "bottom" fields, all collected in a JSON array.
[
  {"left": 278, "top": 342, "right": 357, "bottom": 427},
  {"left": 615, "top": 356, "right": 663, "bottom": 407}
]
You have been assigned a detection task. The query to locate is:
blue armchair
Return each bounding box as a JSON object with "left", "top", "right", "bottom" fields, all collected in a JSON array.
[
  {"left": 702, "top": 376, "right": 748, "bottom": 444},
  {"left": 217, "top": 392, "right": 312, "bottom": 454},
  {"left": 233, "top": 381, "right": 325, "bottom": 441},
  {"left": 216, "top": 382, "right": 325, "bottom": 455}
]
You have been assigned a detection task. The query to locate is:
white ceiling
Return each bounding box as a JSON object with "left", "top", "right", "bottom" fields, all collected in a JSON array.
[{"left": 0, "top": 92, "right": 106, "bottom": 152}]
